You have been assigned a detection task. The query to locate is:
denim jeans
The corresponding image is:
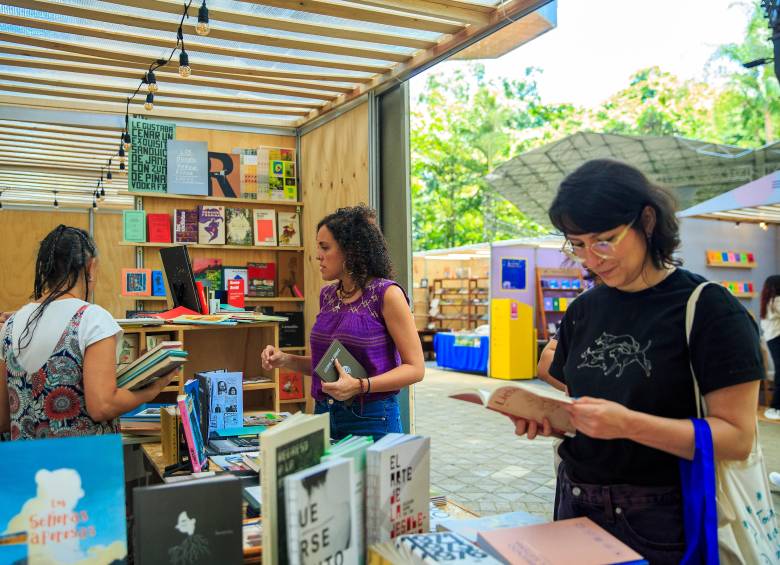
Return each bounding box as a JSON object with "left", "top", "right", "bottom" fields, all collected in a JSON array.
[
  {"left": 556, "top": 463, "right": 686, "bottom": 565},
  {"left": 314, "top": 396, "right": 402, "bottom": 442}
]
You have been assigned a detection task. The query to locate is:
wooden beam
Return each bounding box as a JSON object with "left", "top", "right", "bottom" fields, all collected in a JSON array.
[
  {"left": 0, "top": 82, "right": 312, "bottom": 116},
  {"left": 5, "top": 0, "right": 411, "bottom": 62},
  {"left": 358, "top": 0, "right": 491, "bottom": 25},
  {"left": 0, "top": 13, "right": 390, "bottom": 74},
  {"left": 0, "top": 71, "right": 324, "bottom": 109},
  {"left": 300, "top": 0, "right": 545, "bottom": 124},
  {"left": 0, "top": 120, "right": 121, "bottom": 139},
  {"left": 0, "top": 56, "right": 338, "bottom": 102},
  {"left": 0, "top": 128, "right": 121, "bottom": 147},
  {"left": 0, "top": 94, "right": 298, "bottom": 128},
  {"left": 0, "top": 181, "right": 126, "bottom": 194},
  {"left": 112, "top": 0, "right": 434, "bottom": 49},
  {"left": 0, "top": 176, "right": 127, "bottom": 189},
  {"left": 0, "top": 35, "right": 357, "bottom": 92},
  {"left": 0, "top": 142, "right": 117, "bottom": 159},
  {"left": 0, "top": 133, "right": 119, "bottom": 151},
  {"left": 0, "top": 164, "right": 116, "bottom": 175},
  {"left": 0, "top": 171, "right": 126, "bottom": 184},
  {"left": 235, "top": 0, "right": 464, "bottom": 34},
  {"left": 0, "top": 154, "right": 109, "bottom": 167},
  {"left": 0, "top": 31, "right": 369, "bottom": 84}
]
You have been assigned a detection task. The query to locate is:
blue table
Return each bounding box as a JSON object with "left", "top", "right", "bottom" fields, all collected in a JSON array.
[{"left": 434, "top": 332, "right": 489, "bottom": 374}]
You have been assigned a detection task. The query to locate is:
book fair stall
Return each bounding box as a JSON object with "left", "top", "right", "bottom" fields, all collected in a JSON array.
[{"left": 0, "top": 2, "right": 660, "bottom": 565}]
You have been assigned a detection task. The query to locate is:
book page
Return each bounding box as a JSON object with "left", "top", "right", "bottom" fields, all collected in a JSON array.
[{"left": 486, "top": 385, "right": 574, "bottom": 433}]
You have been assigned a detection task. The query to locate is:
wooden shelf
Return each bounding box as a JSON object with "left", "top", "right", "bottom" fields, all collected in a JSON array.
[
  {"left": 246, "top": 297, "right": 304, "bottom": 303},
  {"left": 119, "top": 191, "right": 303, "bottom": 207},
  {"left": 119, "top": 241, "right": 304, "bottom": 252},
  {"left": 280, "top": 346, "right": 305, "bottom": 351},
  {"left": 707, "top": 262, "right": 756, "bottom": 269},
  {"left": 129, "top": 296, "right": 167, "bottom": 301},
  {"left": 244, "top": 382, "right": 275, "bottom": 391},
  {"left": 279, "top": 398, "right": 306, "bottom": 404},
  {"left": 732, "top": 292, "right": 756, "bottom": 298}
]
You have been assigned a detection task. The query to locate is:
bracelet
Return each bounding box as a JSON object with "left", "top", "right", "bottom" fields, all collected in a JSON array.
[
  {"left": 358, "top": 378, "right": 365, "bottom": 394},
  {"left": 366, "top": 377, "right": 371, "bottom": 395}
]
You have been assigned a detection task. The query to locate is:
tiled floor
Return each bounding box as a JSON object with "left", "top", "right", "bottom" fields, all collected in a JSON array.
[{"left": 414, "top": 366, "right": 780, "bottom": 519}]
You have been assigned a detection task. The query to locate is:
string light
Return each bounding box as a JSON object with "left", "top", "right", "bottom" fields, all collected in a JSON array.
[
  {"left": 93, "top": 197, "right": 98, "bottom": 209},
  {"left": 144, "top": 92, "right": 155, "bottom": 111},
  {"left": 760, "top": 221, "right": 768, "bottom": 230},
  {"left": 53, "top": 190, "right": 59, "bottom": 208},
  {"left": 196, "top": 1, "right": 210, "bottom": 35},
  {"left": 144, "top": 71, "right": 158, "bottom": 93},
  {"left": 178, "top": 50, "right": 191, "bottom": 78},
  {"left": 0, "top": 190, "right": 3, "bottom": 210}
]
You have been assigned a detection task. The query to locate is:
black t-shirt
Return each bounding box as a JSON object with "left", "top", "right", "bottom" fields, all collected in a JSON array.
[{"left": 549, "top": 268, "right": 762, "bottom": 486}]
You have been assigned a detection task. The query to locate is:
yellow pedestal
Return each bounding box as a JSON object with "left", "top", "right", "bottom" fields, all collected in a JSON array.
[{"left": 489, "top": 298, "right": 537, "bottom": 380}]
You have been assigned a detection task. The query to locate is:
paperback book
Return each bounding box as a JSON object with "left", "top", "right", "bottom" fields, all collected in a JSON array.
[
  {"left": 284, "top": 458, "right": 358, "bottom": 565},
  {"left": 239, "top": 148, "right": 258, "bottom": 200},
  {"left": 247, "top": 262, "right": 276, "bottom": 297},
  {"left": 198, "top": 205, "right": 226, "bottom": 245},
  {"left": 449, "top": 383, "right": 574, "bottom": 435},
  {"left": 0, "top": 435, "right": 128, "bottom": 564},
  {"left": 369, "top": 531, "right": 502, "bottom": 564},
  {"left": 123, "top": 209, "right": 147, "bottom": 243},
  {"left": 277, "top": 210, "right": 301, "bottom": 247},
  {"left": 173, "top": 208, "right": 199, "bottom": 244},
  {"left": 253, "top": 208, "right": 278, "bottom": 246},
  {"left": 225, "top": 207, "right": 254, "bottom": 246},
  {"left": 147, "top": 213, "right": 172, "bottom": 243},
  {"left": 260, "top": 413, "right": 329, "bottom": 565}
]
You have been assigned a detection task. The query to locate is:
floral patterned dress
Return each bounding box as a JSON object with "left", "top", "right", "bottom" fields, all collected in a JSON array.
[{"left": 2, "top": 304, "right": 118, "bottom": 440}]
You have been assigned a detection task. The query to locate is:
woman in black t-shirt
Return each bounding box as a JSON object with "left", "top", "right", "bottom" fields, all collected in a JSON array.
[{"left": 513, "top": 159, "right": 763, "bottom": 564}]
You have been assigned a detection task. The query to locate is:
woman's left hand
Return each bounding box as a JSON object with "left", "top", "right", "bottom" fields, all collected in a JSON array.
[
  {"left": 565, "top": 397, "right": 632, "bottom": 440},
  {"left": 320, "top": 359, "right": 362, "bottom": 401}
]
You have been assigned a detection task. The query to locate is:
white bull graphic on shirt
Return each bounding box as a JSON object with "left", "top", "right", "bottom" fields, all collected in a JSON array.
[{"left": 577, "top": 332, "right": 652, "bottom": 378}]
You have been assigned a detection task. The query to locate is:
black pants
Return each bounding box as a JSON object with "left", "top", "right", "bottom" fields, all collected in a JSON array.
[
  {"left": 769, "top": 336, "right": 780, "bottom": 409},
  {"left": 555, "top": 464, "right": 686, "bottom": 565}
]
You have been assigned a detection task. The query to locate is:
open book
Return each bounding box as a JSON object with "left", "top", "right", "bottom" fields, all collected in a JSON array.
[{"left": 450, "top": 382, "right": 574, "bottom": 434}]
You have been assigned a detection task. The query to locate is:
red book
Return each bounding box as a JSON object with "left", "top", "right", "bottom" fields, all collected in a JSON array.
[
  {"left": 227, "top": 279, "right": 245, "bottom": 309},
  {"left": 279, "top": 370, "right": 304, "bottom": 400},
  {"left": 147, "top": 213, "right": 172, "bottom": 243},
  {"left": 195, "top": 281, "right": 209, "bottom": 314}
]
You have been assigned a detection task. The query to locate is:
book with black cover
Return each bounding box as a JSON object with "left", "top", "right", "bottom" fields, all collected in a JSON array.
[
  {"left": 133, "top": 475, "right": 243, "bottom": 565},
  {"left": 313, "top": 339, "right": 367, "bottom": 383},
  {"left": 277, "top": 311, "right": 305, "bottom": 348}
]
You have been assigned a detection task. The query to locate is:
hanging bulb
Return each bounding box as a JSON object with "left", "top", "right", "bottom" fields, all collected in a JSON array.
[
  {"left": 92, "top": 198, "right": 98, "bottom": 209},
  {"left": 119, "top": 146, "right": 125, "bottom": 158},
  {"left": 120, "top": 161, "right": 126, "bottom": 171},
  {"left": 196, "top": 1, "right": 210, "bottom": 36},
  {"left": 145, "top": 70, "right": 158, "bottom": 93},
  {"left": 100, "top": 185, "right": 106, "bottom": 198},
  {"left": 144, "top": 92, "right": 154, "bottom": 111},
  {"left": 107, "top": 170, "right": 113, "bottom": 180},
  {"left": 53, "top": 191, "right": 59, "bottom": 208},
  {"left": 760, "top": 221, "right": 768, "bottom": 231},
  {"left": 123, "top": 131, "right": 131, "bottom": 151},
  {"left": 0, "top": 192, "right": 3, "bottom": 210},
  {"left": 178, "top": 50, "right": 191, "bottom": 78}
]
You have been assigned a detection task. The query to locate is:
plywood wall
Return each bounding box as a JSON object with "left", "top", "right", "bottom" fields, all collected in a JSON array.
[
  {"left": 93, "top": 211, "right": 137, "bottom": 317},
  {"left": 0, "top": 209, "right": 88, "bottom": 312},
  {"left": 300, "top": 103, "right": 369, "bottom": 341},
  {"left": 175, "top": 126, "right": 295, "bottom": 154}
]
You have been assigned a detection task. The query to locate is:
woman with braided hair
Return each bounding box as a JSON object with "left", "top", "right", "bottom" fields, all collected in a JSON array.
[
  {"left": 0, "top": 225, "right": 176, "bottom": 440},
  {"left": 261, "top": 205, "right": 424, "bottom": 440}
]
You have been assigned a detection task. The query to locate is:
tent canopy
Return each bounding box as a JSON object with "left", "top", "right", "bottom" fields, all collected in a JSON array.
[
  {"left": 678, "top": 171, "right": 780, "bottom": 224},
  {"left": 486, "top": 131, "right": 780, "bottom": 228}
]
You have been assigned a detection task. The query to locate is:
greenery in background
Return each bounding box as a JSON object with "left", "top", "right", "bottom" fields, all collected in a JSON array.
[{"left": 412, "top": 0, "right": 778, "bottom": 251}]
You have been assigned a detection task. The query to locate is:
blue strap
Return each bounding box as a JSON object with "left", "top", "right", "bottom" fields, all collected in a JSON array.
[{"left": 679, "top": 418, "right": 720, "bottom": 565}]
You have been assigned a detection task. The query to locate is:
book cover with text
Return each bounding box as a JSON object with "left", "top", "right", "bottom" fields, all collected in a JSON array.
[{"left": 225, "top": 207, "right": 253, "bottom": 246}]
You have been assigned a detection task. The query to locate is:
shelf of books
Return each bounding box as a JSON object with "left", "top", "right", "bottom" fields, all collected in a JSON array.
[
  {"left": 536, "top": 267, "right": 586, "bottom": 341},
  {"left": 120, "top": 139, "right": 308, "bottom": 413},
  {"left": 427, "top": 278, "right": 489, "bottom": 331}
]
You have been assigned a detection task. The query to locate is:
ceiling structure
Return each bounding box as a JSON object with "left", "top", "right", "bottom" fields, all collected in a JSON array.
[
  {"left": 486, "top": 131, "right": 780, "bottom": 228},
  {"left": 0, "top": 0, "right": 556, "bottom": 209}
]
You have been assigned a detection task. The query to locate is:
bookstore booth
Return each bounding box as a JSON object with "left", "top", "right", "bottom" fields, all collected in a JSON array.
[{"left": 0, "top": 2, "right": 653, "bottom": 565}]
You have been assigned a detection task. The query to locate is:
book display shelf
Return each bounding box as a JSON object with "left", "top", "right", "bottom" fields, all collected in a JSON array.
[
  {"left": 427, "top": 278, "right": 489, "bottom": 331},
  {"left": 706, "top": 249, "right": 756, "bottom": 268},
  {"left": 536, "top": 267, "right": 586, "bottom": 341},
  {"left": 122, "top": 190, "right": 308, "bottom": 413},
  {"left": 719, "top": 281, "right": 756, "bottom": 299}
]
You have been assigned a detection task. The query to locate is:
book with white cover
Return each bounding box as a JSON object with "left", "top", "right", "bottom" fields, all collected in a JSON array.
[
  {"left": 260, "top": 413, "right": 330, "bottom": 565},
  {"left": 284, "top": 458, "right": 358, "bottom": 565},
  {"left": 368, "top": 532, "right": 501, "bottom": 565},
  {"left": 366, "top": 433, "right": 430, "bottom": 546}
]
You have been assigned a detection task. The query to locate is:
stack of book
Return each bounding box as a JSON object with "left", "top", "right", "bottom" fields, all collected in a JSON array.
[
  {"left": 120, "top": 403, "right": 167, "bottom": 436},
  {"left": 116, "top": 341, "right": 188, "bottom": 391}
]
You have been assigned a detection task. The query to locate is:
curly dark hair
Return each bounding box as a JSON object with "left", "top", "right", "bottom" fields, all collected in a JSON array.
[
  {"left": 549, "top": 159, "right": 681, "bottom": 270},
  {"left": 317, "top": 204, "right": 394, "bottom": 289}
]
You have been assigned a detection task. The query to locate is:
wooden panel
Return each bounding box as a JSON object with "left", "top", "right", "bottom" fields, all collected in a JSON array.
[
  {"left": 0, "top": 209, "right": 87, "bottom": 312},
  {"left": 300, "top": 102, "right": 369, "bottom": 341},
  {"left": 174, "top": 126, "right": 295, "bottom": 155},
  {"left": 93, "top": 211, "right": 137, "bottom": 317}
]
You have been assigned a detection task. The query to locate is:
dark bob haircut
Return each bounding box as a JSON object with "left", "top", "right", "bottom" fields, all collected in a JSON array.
[
  {"left": 317, "top": 204, "right": 394, "bottom": 289},
  {"left": 548, "top": 159, "right": 681, "bottom": 269}
]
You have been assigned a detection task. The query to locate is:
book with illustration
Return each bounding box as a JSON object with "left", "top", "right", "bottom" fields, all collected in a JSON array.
[
  {"left": 225, "top": 207, "right": 254, "bottom": 246},
  {"left": 284, "top": 458, "right": 358, "bottom": 565},
  {"left": 198, "top": 205, "right": 226, "bottom": 245},
  {"left": 0, "top": 435, "right": 128, "bottom": 564},
  {"left": 247, "top": 262, "right": 276, "bottom": 297},
  {"left": 366, "top": 433, "right": 430, "bottom": 546},
  {"left": 260, "top": 413, "right": 329, "bottom": 565},
  {"left": 449, "top": 382, "right": 574, "bottom": 434},
  {"left": 277, "top": 210, "right": 301, "bottom": 247},
  {"left": 369, "top": 532, "right": 502, "bottom": 564},
  {"left": 173, "top": 208, "right": 198, "bottom": 244}
]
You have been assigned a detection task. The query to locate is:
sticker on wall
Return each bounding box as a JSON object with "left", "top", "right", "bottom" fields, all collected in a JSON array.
[{"left": 501, "top": 258, "right": 526, "bottom": 290}]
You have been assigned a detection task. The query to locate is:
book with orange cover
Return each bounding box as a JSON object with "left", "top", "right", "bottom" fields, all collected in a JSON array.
[
  {"left": 477, "top": 517, "right": 647, "bottom": 565},
  {"left": 449, "top": 382, "right": 574, "bottom": 434}
]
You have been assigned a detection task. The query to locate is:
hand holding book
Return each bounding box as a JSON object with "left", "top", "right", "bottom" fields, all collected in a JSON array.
[{"left": 320, "top": 359, "right": 362, "bottom": 401}]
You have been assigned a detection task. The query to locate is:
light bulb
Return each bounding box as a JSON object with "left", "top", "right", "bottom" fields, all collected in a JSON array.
[
  {"left": 107, "top": 170, "right": 113, "bottom": 180},
  {"left": 179, "top": 51, "right": 191, "bottom": 78},
  {"left": 146, "top": 71, "right": 158, "bottom": 93},
  {"left": 120, "top": 161, "right": 126, "bottom": 171},
  {"left": 119, "top": 146, "right": 125, "bottom": 158},
  {"left": 123, "top": 132, "right": 131, "bottom": 151},
  {"left": 196, "top": 2, "right": 210, "bottom": 36},
  {"left": 144, "top": 92, "right": 154, "bottom": 111},
  {"left": 93, "top": 199, "right": 98, "bottom": 209},
  {"left": 760, "top": 221, "right": 768, "bottom": 230}
]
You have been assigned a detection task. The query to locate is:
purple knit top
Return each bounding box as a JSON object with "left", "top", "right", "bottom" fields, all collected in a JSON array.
[{"left": 310, "top": 278, "right": 408, "bottom": 402}]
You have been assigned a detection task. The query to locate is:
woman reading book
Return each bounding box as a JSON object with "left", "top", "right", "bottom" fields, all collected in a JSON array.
[
  {"left": 0, "top": 225, "right": 176, "bottom": 440},
  {"left": 512, "top": 160, "right": 763, "bottom": 563},
  {"left": 261, "top": 205, "right": 424, "bottom": 441}
]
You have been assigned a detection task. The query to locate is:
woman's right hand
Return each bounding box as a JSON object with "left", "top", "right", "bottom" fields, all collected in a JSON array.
[
  {"left": 261, "top": 345, "right": 288, "bottom": 371},
  {"left": 507, "top": 415, "right": 561, "bottom": 439}
]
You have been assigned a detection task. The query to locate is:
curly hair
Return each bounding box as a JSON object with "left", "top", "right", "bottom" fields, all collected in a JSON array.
[{"left": 317, "top": 204, "right": 394, "bottom": 289}]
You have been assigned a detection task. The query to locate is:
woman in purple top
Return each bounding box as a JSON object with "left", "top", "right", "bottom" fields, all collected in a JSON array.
[{"left": 261, "top": 205, "right": 425, "bottom": 440}]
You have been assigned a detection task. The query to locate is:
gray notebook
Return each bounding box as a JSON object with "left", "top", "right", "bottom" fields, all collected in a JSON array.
[{"left": 314, "top": 338, "right": 367, "bottom": 382}]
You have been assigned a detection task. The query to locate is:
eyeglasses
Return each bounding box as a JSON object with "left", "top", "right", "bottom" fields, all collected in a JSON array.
[{"left": 561, "top": 218, "right": 636, "bottom": 263}]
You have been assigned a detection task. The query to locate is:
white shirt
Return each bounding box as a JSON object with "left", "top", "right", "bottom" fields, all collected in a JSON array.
[
  {"left": 762, "top": 297, "right": 780, "bottom": 343},
  {"left": 0, "top": 299, "right": 122, "bottom": 374}
]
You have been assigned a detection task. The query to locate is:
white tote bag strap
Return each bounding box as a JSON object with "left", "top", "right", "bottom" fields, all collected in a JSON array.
[{"left": 686, "top": 282, "right": 713, "bottom": 419}]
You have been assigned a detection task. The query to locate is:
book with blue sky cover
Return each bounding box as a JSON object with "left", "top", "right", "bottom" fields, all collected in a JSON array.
[{"left": 0, "top": 434, "right": 127, "bottom": 565}]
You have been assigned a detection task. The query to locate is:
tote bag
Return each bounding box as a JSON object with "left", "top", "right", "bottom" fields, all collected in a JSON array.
[{"left": 686, "top": 282, "right": 780, "bottom": 564}]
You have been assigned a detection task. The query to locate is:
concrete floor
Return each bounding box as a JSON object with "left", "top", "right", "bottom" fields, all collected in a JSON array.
[{"left": 414, "top": 365, "right": 780, "bottom": 519}]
